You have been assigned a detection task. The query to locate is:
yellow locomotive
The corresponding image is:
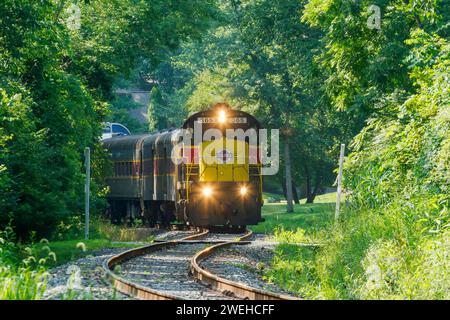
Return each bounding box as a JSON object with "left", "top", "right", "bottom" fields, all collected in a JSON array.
[{"left": 102, "top": 103, "right": 263, "bottom": 228}]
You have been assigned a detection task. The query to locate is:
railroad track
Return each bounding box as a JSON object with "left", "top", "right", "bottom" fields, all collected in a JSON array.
[
  {"left": 103, "top": 228, "right": 298, "bottom": 300},
  {"left": 191, "top": 237, "right": 298, "bottom": 300}
]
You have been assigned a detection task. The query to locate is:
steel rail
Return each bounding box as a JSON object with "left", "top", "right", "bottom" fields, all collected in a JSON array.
[
  {"left": 190, "top": 230, "right": 299, "bottom": 300},
  {"left": 104, "top": 228, "right": 297, "bottom": 300},
  {"left": 103, "top": 228, "right": 209, "bottom": 300}
]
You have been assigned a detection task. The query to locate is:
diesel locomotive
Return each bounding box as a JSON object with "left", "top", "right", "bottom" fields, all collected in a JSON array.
[{"left": 102, "top": 103, "right": 263, "bottom": 228}]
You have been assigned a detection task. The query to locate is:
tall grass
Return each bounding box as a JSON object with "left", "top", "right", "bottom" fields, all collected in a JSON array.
[
  {"left": 266, "top": 196, "right": 450, "bottom": 299},
  {"left": 0, "top": 226, "right": 51, "bottom": 300},
  {"left": 0, "top": 266, "right": 47, "bottom": 300},
  {"left": 91, "top": 217, "right": 155, "bottom": 242}
]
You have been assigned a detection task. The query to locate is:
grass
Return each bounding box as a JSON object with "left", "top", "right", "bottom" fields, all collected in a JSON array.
[
  {"left": 29, "top": 217, "right": 158, "bottom": 267},
  {"left": 257, "top": 190, "right": 450, "bottom": 299},
  {"left": 0, "top": 237, "right": 137, "bottom": 299},
  {"left": 0, "top": 267, "right": 47, "bottom": 300},
  {"left": 91, "top": 218, "right": 156, "bottom": 242},
  {"left": 262, "top": 191, "right": 285, "bottom": 202},
  {"left": 251, "top": 192, "right": 339, "bottom": 235},
  {"left": 0, "top": 192, "right": 338, "bottom": 300},
  {"left": 32, "top": 239, "right": 142, "bottom": 267},
  {"left": 251, "top": 192, "right": 347, "bottom": 298}
]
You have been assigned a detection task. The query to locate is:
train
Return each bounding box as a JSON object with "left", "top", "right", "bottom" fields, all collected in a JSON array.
[{"left": 102, "top": 103, "right": 264, "bottom": 228}]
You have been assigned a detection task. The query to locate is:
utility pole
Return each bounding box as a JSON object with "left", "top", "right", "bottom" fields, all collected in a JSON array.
[
  {"left": 84, "top": 147, "right": 90, "bottom": 240},
  {"left": 335, "top": 144, "right": 345, "bottom": 221}
]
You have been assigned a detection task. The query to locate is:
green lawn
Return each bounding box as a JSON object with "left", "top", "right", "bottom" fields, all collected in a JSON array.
[
  {"left": 250, "top": 192, "right": 339, "bottom": 235},
  {"left": 33, "top": 239, "right": 141, "bottom": 266},
  {"left": 262, "top": 191, "right": 285, "bottom": 202}
]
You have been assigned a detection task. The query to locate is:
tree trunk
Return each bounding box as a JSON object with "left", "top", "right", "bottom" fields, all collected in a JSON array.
[
  {"left": 292, "top": 179, "right": 300, "bottom": 204},
  {"left": 282, "top": 178, "right": 299, "bottom": 204},
  {"left": 306, "top": 172, "right": 322, "bottom": 203},
  {"left": 304, "top": 164, "right": 312, "bottom": 203},
  {"left": 281, "top": 179, "right": 287, "bottom": 199},
  {"left": 284, "top": 137, "right": 294, "bottom": 213},
  {"left": 312, "top": 173, "right": 322, "bottom": 202}
]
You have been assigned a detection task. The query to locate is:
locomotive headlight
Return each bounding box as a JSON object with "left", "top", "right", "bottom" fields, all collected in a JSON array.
[
  {"left": 202, "top": 186, "right": 213, "bottom": 197},
  {"left": 240, "top": 186, "right": 248, "bottom": 196},
  {"left": 218, "top": 110, "right": 227, "bottom": 123}
]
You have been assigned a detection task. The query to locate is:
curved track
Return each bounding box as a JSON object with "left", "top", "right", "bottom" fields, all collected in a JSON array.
[
  {"left": 191, "top": 235, "right": 298, "bottom": 300},
  {"left": 103, "top": 229, "right": 298, "bottom": 300},
  {"left": 103, "top": 229, "right": 209, "bottom": 300}
]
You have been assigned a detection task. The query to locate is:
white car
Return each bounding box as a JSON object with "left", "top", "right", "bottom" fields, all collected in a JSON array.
[{"left": 101, "top": 122, "right": 131, "bottom": 140}]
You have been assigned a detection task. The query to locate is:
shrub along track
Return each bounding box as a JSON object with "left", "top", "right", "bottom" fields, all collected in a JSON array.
[{"left": 103, "top": 229, "right": 298, "bottom": 300}]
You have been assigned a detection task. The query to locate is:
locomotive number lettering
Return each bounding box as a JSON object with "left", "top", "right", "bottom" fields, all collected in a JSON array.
[{"left": 197, "top": 117, "right": 247, "bottom": 124}]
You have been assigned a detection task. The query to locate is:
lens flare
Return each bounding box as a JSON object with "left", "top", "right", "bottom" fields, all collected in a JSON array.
[
  {"left": 202, "top": 186, "right": 213, "bottom": 197},
  {"left": 218, "top": 110, "right": 227, "bottom": 123},
  {"left": 240, "top": 186, "right": 248, "bottom": 196}
]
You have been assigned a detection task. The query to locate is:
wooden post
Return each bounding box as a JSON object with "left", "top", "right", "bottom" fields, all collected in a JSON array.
[
  {"left": 84, "top": 147, "right": 90, "bottom": 240},
  {"left": 335, "top": 144, "right": 345, "bottom": 221}
]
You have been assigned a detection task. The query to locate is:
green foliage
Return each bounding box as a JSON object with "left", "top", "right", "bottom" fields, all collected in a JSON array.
[
  {"left": 108, "top": 94, "right": 148, "bottom": 134},
  {"left": 1, "top": 0, "right": 448, "bottom": 300},
  {"left": 0, "top": 0, "right": 219, "bottom": 238},
  {"left": 90, "top": 217, "right": 156, "bottom": 243},
  {"left": 0, "top": 1, "right": 104, "bottom": 237},
  {"left": 321, "top": 28, "right": 449, "bottom": 299},
  {"left": 0, "top": 267, "right": 47, "bottom": 300},
  {"left": 32, "top": 238, "right": 140, "bottom": 267},
  {"left": 265, "top": 0, "right": 450, "bottom": 300},
  {"left": 264, "top": 244, "right": 319, "bottom": 298},
  {"left": 0, "top": 227, "right": 52, "bottom": 300},
  {"left": 265, "top": 203, "right": 449, "bottom": 299},
  {"left": 145, "top": 0, "right": 354, "bottom": 198},
  {"left": 251, "top": 198, "right": 335, "bottom": 235},
  {"left": 148, "top": 86, "right": 173, "bottom": 131},
  {"left": 274, "top": 227, "right": 308, "bottom": 244}
]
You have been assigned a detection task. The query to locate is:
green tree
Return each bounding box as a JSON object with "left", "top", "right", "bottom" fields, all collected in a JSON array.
[
  {"left": 0, "top": 0, "right": 219, "bottom": 237},
  {"left": 174, "top": 0, "right": 354, "bottom": 205}
]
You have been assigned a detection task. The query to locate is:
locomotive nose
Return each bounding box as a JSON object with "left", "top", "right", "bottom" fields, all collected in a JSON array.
[{"left": 187, "top": 181, "right": 261, "bottom": 226}]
